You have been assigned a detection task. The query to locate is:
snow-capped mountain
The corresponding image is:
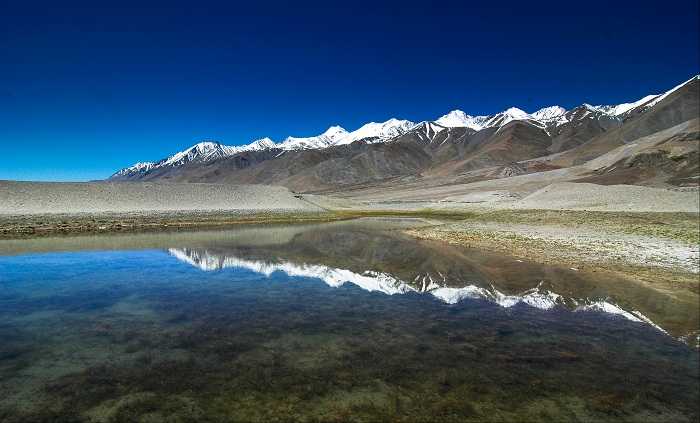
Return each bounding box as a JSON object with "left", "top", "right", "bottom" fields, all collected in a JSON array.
[
  {"left": 436, "top": 106, "right": 561, "bottom": 131},
  {"left": 161, "top": 141, "right": 237, "bottom": 167},
  {"left": 435, "top": 110, "right": 490, "bottom": 130},
  {"left": 593, "top": 95, "right": 659, "bottom": 116},
  {"left": 641, "top": 75, "right": 699, "bottom": 109},
  {"left": 112, "top": 161, "right": 156, "bottom": 178},
  {"left": 115, "top": 138, "right": 276, "bottom": 177},
  {"left": 276, "top": 126, "right": 349, "bottom": 150},
  {"left": 433, "top": 76, "right": 697, "bottom": 132},
  {"left": 112, "top": 118, "right": 415, "bottom": 178},
  {"left": 589, "top": 76, "right": 698, "bottom": 116},
  {"left": 244, "top": 137, "right": 277, "bottom": 151},
  {"left": 334, "top": 118, "right": 415, "bottom": 145},
  {"left": 480, "top": 107, "right": 535, "bottom": 128},
  {"left": 531, "top": 105, "right": 568, "bottom": 124},
  {"left": 111, "top": 75, "right": 698, "bottom": 180}
]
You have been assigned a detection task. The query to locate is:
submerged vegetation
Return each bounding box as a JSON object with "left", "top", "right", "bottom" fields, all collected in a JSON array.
[
  {"left": 1, "top": 258, "right": 697, "bottom": 422},
  {"left": 0, "top": 217, "right": 697, "bottom": 422},
  {"left": 1, "top": 219, "right": 698, "bottom": 421}
]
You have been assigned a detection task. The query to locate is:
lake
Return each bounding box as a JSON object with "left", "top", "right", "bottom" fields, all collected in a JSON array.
[{"left": 0, "top": 218, "right": 697, "bottom": 422}]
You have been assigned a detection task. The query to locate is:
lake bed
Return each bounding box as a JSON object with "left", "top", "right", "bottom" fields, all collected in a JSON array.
[{"left": 1, "top": 218, "right": 697, "bottom": 422}]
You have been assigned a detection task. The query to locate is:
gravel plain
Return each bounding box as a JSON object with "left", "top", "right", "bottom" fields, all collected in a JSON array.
[
  {"left": 509, "top": 182, "right": 700, "bottom": 213},
  {"left": 0, "top": 181, "right": 324, "bottom": 215}
]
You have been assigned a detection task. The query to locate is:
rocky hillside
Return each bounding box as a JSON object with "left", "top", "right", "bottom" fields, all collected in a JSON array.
[{"left": 110, "top": 76, "right": 699, "bottom": 192}]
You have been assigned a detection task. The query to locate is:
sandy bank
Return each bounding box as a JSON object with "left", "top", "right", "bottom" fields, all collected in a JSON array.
[{"left": 0, "top": 181, "right": 324, "bottom": 215}]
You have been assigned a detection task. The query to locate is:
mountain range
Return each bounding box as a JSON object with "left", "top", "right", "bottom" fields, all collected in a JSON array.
[{"left": 111, "top": 75, "right": 699, "bottom": 193}]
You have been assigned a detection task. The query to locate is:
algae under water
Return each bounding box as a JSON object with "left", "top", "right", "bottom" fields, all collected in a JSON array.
[{"left": 0, "top": 218, "right": 697, "bottom": 422}]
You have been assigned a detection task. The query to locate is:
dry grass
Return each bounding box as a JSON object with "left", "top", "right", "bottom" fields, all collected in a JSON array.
[
  {"left": 0, "top": 211, "right": 343, "bottom": 238},
  {"left": 405, "top": 210, "right": 699, "bottom": 300},
  {"left": 2, "top": 208, "right": 697, "bottom": 247},
  {"left": 460, "top": 209, "right": 700, "bottom": 245}
]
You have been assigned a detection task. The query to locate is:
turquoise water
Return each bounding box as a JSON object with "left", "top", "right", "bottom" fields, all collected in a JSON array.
[{"left": 0, "top": 219, "right": 697, "bottom": 422}]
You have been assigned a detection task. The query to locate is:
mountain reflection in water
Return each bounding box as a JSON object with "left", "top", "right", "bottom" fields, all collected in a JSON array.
[
  {"left": 147, "top": 217, "right": 694, "bottom": 341},
  {"left": 0, "top": 218, "right": 697, "bottom": 422},
  {"left": 168, "top": 247, "right": 665, "bottom": 333}
]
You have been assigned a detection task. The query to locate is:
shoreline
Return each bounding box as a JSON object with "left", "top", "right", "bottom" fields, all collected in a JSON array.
[
  {"left": 2, "top": 208, "right": 698, "bottom": 241},
  {"left": 2, "top": 208, "right": 698, "bottom": 345},
  {"left": 402, "top": 210, "right": 699, "bottom": 346},
  {"left": 0, "top": 210, "right": 345, "bottom": 238},
  {"left": 3, "top": 206, "right": 698, "bottom": 308},
  {"left": 0, "top": 208, "right": 475, "bottom": 239}
]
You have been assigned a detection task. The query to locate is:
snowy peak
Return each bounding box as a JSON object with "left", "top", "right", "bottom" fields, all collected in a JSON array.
[
  {"left": 435, "top": 110, "right": 488, "bottom": 131},
  {"left": 532, "top": 106, "right": 567, "bottom": 122},
  {"left": 504, "top": 107, "right": 530, "bottom": 119},
  {"left": 433, "top": 77, "right": 695, "bottom": 131},
  {"left": 434, "top": 109, "right": 468, "bottom": 127},
  {"left": 335, "top": 118, "right": 415, "bottom": 145},
  {"left": 277, "top": 126, "right": 349, "bottom": 151},
  {"left": 162, "top": 141, "right": 233, "bottom": 167},
  {"left": 322, "top": 125, "right": 349, "bottom": 140},
  {"left": 474, "top": 107, "right": 534, "bottom": 128},
  {"left": 111, "top": 74, "right": 697, "bottom": 179},
  {"left": 482, "top": 107, "right": 532, "bottom": 128},
  {"left": 111, "top": 120, "right": 408, "bottom": 178},
  {"left": 436, "top": 107, "right": 554, "bottom": 131},
  {"left": 112, "top": 161, "right": 155, "bottom": 177},
  {"left": 247, "top": 137, "right": 276, "bottom": 151}
]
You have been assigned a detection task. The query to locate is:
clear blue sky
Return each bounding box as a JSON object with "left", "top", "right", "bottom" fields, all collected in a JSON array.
[{"left": 1, "top": 0, "right": 698, "bottom": 181}]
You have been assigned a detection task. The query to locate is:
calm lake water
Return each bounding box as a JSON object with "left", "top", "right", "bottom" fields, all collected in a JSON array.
[{"left": 0, "top": 218, "right": 697, "bottom": 422}]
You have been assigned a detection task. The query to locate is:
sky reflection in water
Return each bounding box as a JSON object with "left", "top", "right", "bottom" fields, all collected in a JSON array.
[{"left": 0, "top": 219, "right": 697, "bottom": 422}]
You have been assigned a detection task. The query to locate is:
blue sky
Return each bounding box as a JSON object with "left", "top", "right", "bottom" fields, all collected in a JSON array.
[{"left": 1, "top": 0, "right": 698, "bottom": 181}]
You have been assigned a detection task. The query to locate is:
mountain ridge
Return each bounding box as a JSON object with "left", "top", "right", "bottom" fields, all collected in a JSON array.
[{"left": 111, "top": 75, "right": 699, "bottom": 189}]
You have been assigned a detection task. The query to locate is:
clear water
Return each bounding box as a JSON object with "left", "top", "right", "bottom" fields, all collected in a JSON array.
[{"left": 0, "top": 218, "right": 697, "bottom": 422}]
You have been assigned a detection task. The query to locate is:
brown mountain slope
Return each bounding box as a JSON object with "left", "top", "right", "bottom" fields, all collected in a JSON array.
[
  {"left": 547, "top": 106, "right": 622, "bottom": 153},
  {"left": 549, "top": 77, "right": 699, "bottom": 167},
  {"left": 110, "top": 77, "right": 698, "bottom": 192},
  {"left": 574, "top": 118, "right": 700, "bottom": 187},
  {"left": 135, "top": 140, "right": 434, "bottom": 192}
]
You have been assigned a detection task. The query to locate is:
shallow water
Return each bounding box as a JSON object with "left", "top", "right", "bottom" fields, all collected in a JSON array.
[{"left": 0, "top": 218, "right": 697, "bottom": 422}]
